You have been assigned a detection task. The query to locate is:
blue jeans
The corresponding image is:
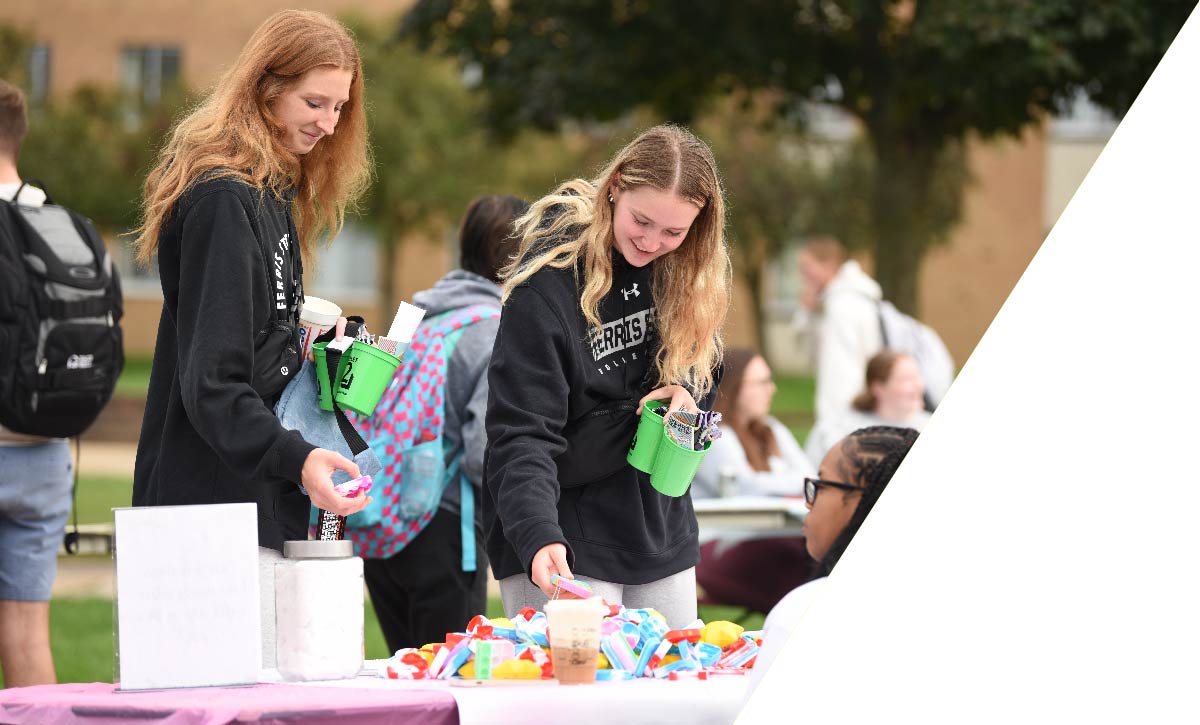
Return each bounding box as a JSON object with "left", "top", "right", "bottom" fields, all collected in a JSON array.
[{"left": 0, "top": 441, "right": 73, "bottom": 601}]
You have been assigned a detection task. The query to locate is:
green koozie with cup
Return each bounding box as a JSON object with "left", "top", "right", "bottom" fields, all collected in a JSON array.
[
  {"left": 627, "top": 400, "right": 712, "bottom": 497},
  {"left": 332, "top": 341, "right": 401, "bottom": 416}
]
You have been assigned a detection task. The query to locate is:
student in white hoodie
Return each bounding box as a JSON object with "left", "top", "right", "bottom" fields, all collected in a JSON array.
[{"left": 797, "top": 238, "right": 884, "bottom": 420}]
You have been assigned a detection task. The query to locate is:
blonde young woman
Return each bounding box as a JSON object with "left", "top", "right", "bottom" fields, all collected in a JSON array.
[
  {"left": 131, "top": 10, "right": 371, "bottom": 663},
  {"left": 485, "top": 125, "right": 730, "bottom": 626}
]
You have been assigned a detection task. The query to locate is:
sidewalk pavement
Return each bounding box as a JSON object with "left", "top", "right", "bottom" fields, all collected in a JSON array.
[{"left": 75, "top": 440, "right": 137, "bottom": 479}]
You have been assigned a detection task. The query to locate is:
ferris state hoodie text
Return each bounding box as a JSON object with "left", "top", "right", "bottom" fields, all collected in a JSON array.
[{"left": 483, "top": 248, "right": 719, "bottom": 585}]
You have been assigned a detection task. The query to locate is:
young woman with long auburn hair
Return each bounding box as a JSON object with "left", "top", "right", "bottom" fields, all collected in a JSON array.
[
  {"left": 484, "top": 124, "right": 731, "bottom": 626},
  {"left": 131, "top": 10, "right": 372, "bottom": 665}
]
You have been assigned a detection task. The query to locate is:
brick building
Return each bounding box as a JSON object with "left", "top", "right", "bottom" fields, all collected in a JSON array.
[{"left": 2, "top": 1, "right": 1113, "bottom": 369}]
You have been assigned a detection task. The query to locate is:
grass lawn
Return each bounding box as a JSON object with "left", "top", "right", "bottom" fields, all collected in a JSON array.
[
  {"left": 113, "top": 356, "right": 154, "bottom": 400},
  {"left": 772, "top": 373, "right": 815, "bottom": 443},
  {"left": 71, "top": 476, "right": 133, "bottom": 525}
]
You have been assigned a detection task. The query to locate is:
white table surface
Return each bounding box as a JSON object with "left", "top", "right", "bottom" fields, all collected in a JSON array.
[
  {"left": 270, "top": 664, "right": 749, "bottom": 725},
  {"left": 693, "top": 495, "right": 808, "bottom": 542}
]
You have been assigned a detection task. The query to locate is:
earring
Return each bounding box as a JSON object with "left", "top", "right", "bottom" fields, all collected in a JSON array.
[{"left": 608, "top": 193, "right": 614, "bottom": 204}]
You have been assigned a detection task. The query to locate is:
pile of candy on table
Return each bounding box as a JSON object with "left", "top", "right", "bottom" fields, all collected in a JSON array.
[{"left": 379, "top": 577, "right": 760, "bottom": 683}]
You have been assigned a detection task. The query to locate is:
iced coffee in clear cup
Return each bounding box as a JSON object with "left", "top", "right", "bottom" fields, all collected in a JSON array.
[{"left": 545, "top": 597, "right": 607, "bottom": 685}]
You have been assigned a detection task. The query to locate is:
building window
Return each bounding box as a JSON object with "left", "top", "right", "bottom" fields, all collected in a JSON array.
[
  {"left": 112, "top": 220, "right": 380, "bottom": 303},
  {"left": 307, "top": 223, "right": 380, "bottom": 306},
  {"left": 27, "top": 44, "right": 50, "bottom": 104},
  {"left": 119, "top": 46, "right": 181, "bottom": 105}
]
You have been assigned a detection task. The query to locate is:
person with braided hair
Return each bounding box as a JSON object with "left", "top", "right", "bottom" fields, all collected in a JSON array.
[{"left": 746, "top": 425, "right": 920, "bottom": 693}]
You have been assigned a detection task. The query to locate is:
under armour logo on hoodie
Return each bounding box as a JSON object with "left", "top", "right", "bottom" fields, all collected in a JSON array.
[{"left": 622, "top": 283, "right": 640, "bottom": 301}]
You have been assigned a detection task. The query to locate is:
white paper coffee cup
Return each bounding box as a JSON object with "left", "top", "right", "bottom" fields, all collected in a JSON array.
[{"left": 298, "top": 296, "right": 342, "bottom": 361}]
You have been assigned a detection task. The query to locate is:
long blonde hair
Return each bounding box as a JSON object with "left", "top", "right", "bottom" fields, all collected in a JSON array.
[
  {"left": 132, "top": 9, "right": 371, "bottom": 267},
  {"left": 502, "top": 124, "right": 730, "bottom": 396}
]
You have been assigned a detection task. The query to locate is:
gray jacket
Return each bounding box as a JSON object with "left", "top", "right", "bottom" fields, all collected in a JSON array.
[{"left": 411, "top": 270, "right": 502, "bottom": 519}]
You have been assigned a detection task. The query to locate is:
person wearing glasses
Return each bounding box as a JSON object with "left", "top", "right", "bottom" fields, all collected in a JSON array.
[
  {"left": 690, "top": 348, "right": 818, "bottom": 614},
  {"left": 746, "top": 425, "right": 920, "bottom": 695}
]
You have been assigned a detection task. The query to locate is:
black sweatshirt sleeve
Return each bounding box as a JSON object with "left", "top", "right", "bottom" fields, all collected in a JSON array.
[
  {"left": 174, "top": 190, "right": 315, "bottom": 484},
  {"left": 485, "top": 284, "right": 575, "bottom": 578}
]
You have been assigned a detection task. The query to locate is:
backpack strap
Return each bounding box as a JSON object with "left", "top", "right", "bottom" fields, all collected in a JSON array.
[
  {"left": 15, "top": 179, "right": 54, "bottom": 206},
  {"left": 318, "top": 331, "right": 370, "bottom": 458},
  {"left": 426, "top": 303, "right": 498, "bottom": 572},
  {"left": 45, "top": 298, "right": 112, "bottom": 319},
  {"left": 443, "top": 304, "right": 498, "bottom": 573},
  {"left": 876, "top": 298, "right": 891, "bottom": 347}
]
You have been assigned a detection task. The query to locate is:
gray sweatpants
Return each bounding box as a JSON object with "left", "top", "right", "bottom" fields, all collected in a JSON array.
[{"left": 499, "top": 568, "right": 698, "bottom": 628}]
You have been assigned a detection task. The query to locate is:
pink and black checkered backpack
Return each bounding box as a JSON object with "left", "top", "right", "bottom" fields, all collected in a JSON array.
[{"left": 340, "top": 304, "right": 499, "bottom": 566}]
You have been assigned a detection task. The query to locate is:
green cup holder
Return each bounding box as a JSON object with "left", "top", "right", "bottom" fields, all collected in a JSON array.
[
  {"left": 626, "top": 400, "right": 712, "bottom": 498},
  {"left": 331, "top": 341, "right": 402, "bottom": 416}
]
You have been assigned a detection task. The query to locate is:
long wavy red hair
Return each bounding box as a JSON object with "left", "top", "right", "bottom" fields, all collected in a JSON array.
[{"left": 132, "top": 9, "right": 371, "bottom": 267}]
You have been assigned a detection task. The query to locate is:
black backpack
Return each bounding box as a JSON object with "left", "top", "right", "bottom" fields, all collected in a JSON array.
[{"left": 0, "top": 181, "right": 124, "bottom": 437}]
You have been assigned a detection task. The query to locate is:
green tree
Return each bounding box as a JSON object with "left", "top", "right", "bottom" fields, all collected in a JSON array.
[
  {"left": 352, "top": 12, "right": 654, "bottom": 311},
  {"left": 347, "top": 16, "right": 498, "bottom": 312},
  {"left": 19, "top": 84, "right": 179, "bottom": 233},
  {"left": 0, "top": 23, "right": 32, "bottom": 82},
  {"left": 698, "top": 96, "right": 823, "bottom": 353},
  {"left": 403, "top": 0, "right": 1192, "bottom": 314}
]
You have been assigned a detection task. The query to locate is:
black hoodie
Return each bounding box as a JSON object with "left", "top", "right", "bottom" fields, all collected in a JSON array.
[
  {"left": 133, "top": 175, "right": 315, "bottom": 551},
  {"left": 484, "top": 232, "right": 717, "bottom": 585}
]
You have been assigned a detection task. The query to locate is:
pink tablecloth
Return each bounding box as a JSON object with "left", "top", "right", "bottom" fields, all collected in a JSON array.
[{"left": 0, "top": 681, "right": 458, "bottom": 725}]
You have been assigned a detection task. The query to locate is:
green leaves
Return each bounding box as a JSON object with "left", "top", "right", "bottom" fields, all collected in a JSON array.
[
  {"left": 19, "top": 84, "right": 182, "bottom": 234},
  {"left": 399, "top": 0, "right": 1189, "bottom": 313}
]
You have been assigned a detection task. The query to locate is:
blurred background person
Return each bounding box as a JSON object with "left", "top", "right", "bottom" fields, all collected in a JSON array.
[
  {"left": 797, "top": 237, "right": 883, "bottom": 420},
  {"left": 693, "top": 348, "right": 815, "bottom": 498},
  {"left": 692, "top": 348, "right": 818, "bottom": 615},
  {"left": 806, "top": 350, "right": 930, "bottom": 465}
]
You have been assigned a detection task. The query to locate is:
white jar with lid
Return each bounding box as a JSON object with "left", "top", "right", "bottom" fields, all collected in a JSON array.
[{"left": 274, "top": 539, "right": 363, "bottom": 681}]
